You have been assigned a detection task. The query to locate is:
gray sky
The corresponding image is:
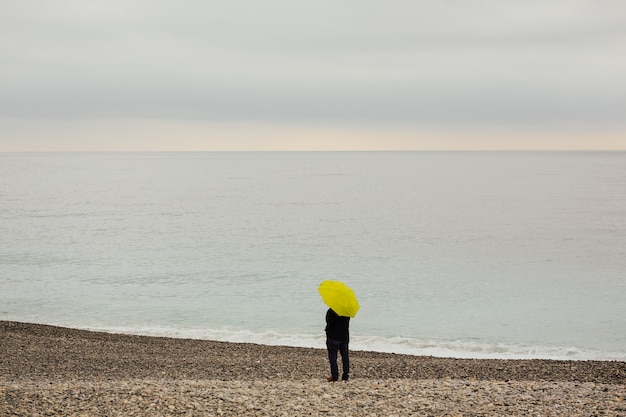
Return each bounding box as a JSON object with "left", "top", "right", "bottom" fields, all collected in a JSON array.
[{"left": 1, "top": 0, "right": 625, "bottom": 150}]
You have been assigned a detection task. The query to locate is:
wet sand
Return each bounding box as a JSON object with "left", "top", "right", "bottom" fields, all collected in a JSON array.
[{"left": 1, "top": 321, "right": 625, "bottom": 416}]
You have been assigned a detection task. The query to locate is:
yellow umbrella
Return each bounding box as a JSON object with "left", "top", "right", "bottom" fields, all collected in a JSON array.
[{"left": 318, "top": 280, "right": 360, "bottom": 318}]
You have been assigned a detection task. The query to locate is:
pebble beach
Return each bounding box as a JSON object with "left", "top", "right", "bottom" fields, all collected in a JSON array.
[{"left": 2, "top": 321, "right": 625, "bottom": 416}]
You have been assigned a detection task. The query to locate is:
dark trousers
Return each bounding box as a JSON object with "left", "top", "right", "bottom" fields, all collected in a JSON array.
[{"left": 326, "top": 339, "right": 349, "bottom": 381}]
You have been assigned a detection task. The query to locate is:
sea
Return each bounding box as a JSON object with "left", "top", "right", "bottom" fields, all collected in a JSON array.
[{"left": 1, "top": 151, "right": 625, "bottom": 361}]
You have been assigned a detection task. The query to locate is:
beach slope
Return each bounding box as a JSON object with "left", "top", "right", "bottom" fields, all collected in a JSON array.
[{"left": 1, "top": 321, "right": 625, "bottom": 416}]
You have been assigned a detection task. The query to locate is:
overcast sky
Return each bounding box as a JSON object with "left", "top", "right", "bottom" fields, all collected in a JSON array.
[{"left": 1, "top": 0, "right": 625, "bottom": 151}]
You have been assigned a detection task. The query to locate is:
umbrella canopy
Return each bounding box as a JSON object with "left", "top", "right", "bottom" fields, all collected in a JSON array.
[{"left": 318, "top": 280, "right": 360, "bottom": 318}]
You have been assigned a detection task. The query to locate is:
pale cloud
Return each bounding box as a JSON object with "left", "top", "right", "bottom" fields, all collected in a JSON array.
[{"left": 1, "top": 1, "right": 625, "bottom": 150}]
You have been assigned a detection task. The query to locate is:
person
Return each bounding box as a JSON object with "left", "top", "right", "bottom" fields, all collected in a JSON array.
[{"left": 325, "top": 308, "right": 350, "bottom": 382}]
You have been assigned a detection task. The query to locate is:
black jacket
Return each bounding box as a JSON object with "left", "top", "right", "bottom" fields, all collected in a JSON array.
[{"left": 325, "top": 308, "right": 350, "bottom": 342}]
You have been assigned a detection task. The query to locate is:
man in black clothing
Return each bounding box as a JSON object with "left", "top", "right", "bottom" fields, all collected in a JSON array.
[{"left": 325, "top": 308, "right": 350, "bottom": 381}]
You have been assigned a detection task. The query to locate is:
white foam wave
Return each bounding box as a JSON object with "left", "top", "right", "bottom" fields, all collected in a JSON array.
[
  {"left": 78, "top": 324, "right": 626, "bottom": 361},
  {"left": 350, "top": 335, "right": 626, "bottom": 361}
]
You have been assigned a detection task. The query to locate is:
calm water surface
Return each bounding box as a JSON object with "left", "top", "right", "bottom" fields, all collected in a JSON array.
[{"left": 1, "top": 151, "right": 624, "bottom": 360}]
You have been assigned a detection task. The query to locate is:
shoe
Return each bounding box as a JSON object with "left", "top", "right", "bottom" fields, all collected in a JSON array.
[{"left": 327, "top": 377, "right": 338, "bottom": 382}]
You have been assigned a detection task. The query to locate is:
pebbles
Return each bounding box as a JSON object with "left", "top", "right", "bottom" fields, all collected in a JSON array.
[
  {"left": 2, "top": 322, "right": 625, "bottom": 416},
  {"left": 3, "top": 378, "right": 625, "bottom": 416}
]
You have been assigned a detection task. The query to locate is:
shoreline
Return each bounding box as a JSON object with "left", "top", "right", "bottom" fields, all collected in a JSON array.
[
  {"left": 2, "top": 321, "right": 625, "bottom": 416},
  {"left": 2, "top": 321, "right": 625, "bottom": 383}
]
